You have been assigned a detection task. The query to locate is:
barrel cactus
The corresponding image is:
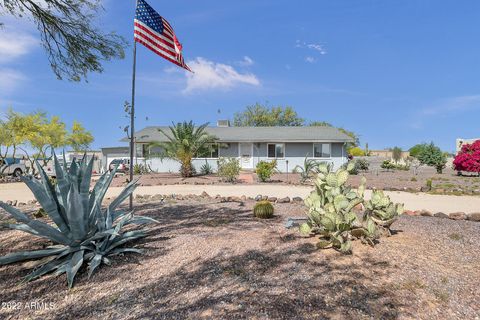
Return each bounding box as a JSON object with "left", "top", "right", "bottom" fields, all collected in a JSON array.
[
  {"left": 0, "top": 154, "right": 158, "bottom": 288},
  {"left": 253, "top": 201, "right": 274, "bottom": 219}
]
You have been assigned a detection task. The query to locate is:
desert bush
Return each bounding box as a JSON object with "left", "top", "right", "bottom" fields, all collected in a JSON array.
[
  {"left": 392, "top": 147, "right": 402, "bottom": 163},
  {"left": 417, "top": 142, "right": 447, "bottom": 173},
  {"left": 133, "top": 163, "right": 151, "bottom": 175},
  {"left": 0, "top": 155, "right": 157, "bottom": 288},
  {"left": 293, "top": 156, "right": 321, "bottom": 183},
  {"left": 256, "top": 160, "right": 277, "bottom": 182},
  {"left": 426, "top": 179, "right": 433, "bottom": 191},
  {"left": 409, "top": 143, "right": 427, "bottom": 159},
  {"left": 394, "top": 163, "right": 410, "bottom": 171},
  {"left": 381, "top": 160, "right": 396, "bottom": 171},
  {"left": 217, "top": 157, "right": 240, "bottom": 182},
  {"left": 348, "top": 147, "right": 366, "bottom": 157},
  {"left": 253, "top": 201, "right": 274, "bottom": 219},
  {"left": 200, "top": 161, "right": 214, "bottom": 175},
  {"left": 453, "top": 140, "right": 480, "bottom": 175},
  {"left": 355, "top": 159, "right": 370, "bottom": 171},
  {"left": 300, "top": 162, "right": 403, "bottom": 254}
]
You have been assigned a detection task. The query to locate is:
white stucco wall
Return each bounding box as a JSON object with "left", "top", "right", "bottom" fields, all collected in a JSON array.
[{"left": 144, "top": 142, "right": 348, "bottom": 173}]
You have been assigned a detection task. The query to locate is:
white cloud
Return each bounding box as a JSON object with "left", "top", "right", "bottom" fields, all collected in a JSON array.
[
  {"left": 184, "top": 57, "right": 260, "bottom": 93},
  {"left": 296, "top": 40, "right": 327, "bottom": 60},
  {"left": 420, "top": 95, "right": 480, "bottom": 116},
  {"left": 411, "top": 95, "right": 480, "bottom": 129},
  {"left": 0, "top": 29, "right": 38, "bottom": 63},
  {"left": 0, "top": 69, "right": 26, "bottom": 93},
  {"left": 306, "top": 43, "right": 327, "bottom": 55},
  {"left": 237, "top": 56, "right": 254, "bottom": 66},
  {"left": 0, "top": 25, "right": 37, "bottom": 98}
]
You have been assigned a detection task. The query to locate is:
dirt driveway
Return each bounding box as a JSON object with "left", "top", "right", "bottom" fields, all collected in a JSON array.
[{"left": 1, "top": 182, "right": 480, "bottom": 213}]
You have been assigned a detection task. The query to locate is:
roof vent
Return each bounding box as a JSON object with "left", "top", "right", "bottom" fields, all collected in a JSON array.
[{"left": 217, "top": 120, "right": 230, "bottom": 127}]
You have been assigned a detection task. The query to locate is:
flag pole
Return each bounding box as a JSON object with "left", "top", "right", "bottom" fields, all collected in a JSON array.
[{"left": 129, "top": 0, "right": 138, "bottom": 210}]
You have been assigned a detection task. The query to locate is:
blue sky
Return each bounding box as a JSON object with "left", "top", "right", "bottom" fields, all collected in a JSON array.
[{"left": 2, "top": 0, "right": 480, "bottom": 153}]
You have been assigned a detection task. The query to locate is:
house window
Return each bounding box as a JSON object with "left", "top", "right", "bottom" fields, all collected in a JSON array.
[
  {"left": 313, "top": 143, "right": 331, "bottom": 158},
  {"left": 268, "top": 143, "right": 285, "bottom": 158},
  {"left": 197, "top": 144, "right": 219, "bottom": 158}
]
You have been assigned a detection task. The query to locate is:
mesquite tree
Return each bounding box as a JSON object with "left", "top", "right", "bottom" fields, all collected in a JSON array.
[{"left": 1, "top": 0, "right": 127, "bottom": 81}]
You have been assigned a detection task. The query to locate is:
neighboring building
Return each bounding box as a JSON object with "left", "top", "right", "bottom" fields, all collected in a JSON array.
[
  {"left": 102, "top": 122, "right": 353, "bottom": 173},
  {"left": 456, "top": 138, "right": 480, "bottom": 153},
  {"left": 65, "top": 150, "right": 103, "bottom": 173},
  {"left": 368, "top": 150, "right": 410, "bottom": 159}
]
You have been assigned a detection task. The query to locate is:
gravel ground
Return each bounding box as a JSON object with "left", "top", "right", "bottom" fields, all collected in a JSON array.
[
  {"left": 109, "top": 168, "right": 480, "bottom": 195},
  {"left": 0, "top": 199, "right": 479, "bottom": 320}
]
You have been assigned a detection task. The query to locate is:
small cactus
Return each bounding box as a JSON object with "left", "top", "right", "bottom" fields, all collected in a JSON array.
[{"left": 253, "top": 201, "right": 274, "bottom": 219}]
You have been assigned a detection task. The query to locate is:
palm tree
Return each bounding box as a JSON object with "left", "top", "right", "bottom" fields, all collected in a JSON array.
[{"left": 151, "top": 121, "right": 217, "bottom": 177}]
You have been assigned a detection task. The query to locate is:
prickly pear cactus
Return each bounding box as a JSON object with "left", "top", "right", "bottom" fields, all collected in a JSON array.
[
  {"left": 301, "top": 162, "right": 371, "bottom": 254},
  {"left": 365, "top": 190, "right": 404, "bottom": 233},
  {"left": 253, "top": 201, "right": 274, "bottom": 219}
]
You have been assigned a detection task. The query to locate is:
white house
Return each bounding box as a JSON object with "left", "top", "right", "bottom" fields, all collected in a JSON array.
[{"left": 102, "top": 122, "right": 354, "bottom": 173}]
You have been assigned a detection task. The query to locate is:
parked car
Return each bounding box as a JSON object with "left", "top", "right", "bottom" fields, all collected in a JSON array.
[
  {"left": 109, "top": 159, "right": 130, "bottom": 173},
  {"left": 0, "top": 158, "right": 26, "bottom": 177}
]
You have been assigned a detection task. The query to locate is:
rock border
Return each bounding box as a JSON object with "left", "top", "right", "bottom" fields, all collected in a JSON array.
[{"left": 2, "top": 193, "right": 479, "bottom": 222}]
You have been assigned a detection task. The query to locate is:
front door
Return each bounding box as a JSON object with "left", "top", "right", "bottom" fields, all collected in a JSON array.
[{"left": 239, "top": 143, "right": 254, "bottom": 169}]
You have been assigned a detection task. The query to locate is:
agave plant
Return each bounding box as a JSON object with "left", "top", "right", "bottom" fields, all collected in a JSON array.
[
  {"left": 293, "top": 156, "right": 322, "bottom": 183},
  {"left": 0, "top": 154, "right": 157, "bottom": 287}
]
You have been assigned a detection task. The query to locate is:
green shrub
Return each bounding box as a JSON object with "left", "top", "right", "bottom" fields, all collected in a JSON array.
[
  {"left": 0, "top": 155, "right": 158, "bottom": 288},
  {"left": 133, "top": 163, "right": 151, "bottom": 175},
  {"left": 409, "top": 143, "right": 428, "bottom": 159},
  {"left": 426, "top": 179, "right": 432, "bottom": 191},
  {"left": 253, "top": 201, "right": 274, "bottom": 219},
  {"left": 417, "top": 142, "right": 447, "bottom": 173},
  {"left": 217, "top": 157, "right": 241, "bottom": 182},
  {"left": 256, "top": 160, "right": 277, "bottom": 182},
  {"left": 348, "top": 147, "right": 366, "bottom": 156},
  {"left": 381, "top": 160, "right": 396, "bottom": 171},
  {"left": 355, "top": 159, "right": 370, "bottom": 171},
  {"left": 394, "top": 163, "right": 410, "bottom": 171}
]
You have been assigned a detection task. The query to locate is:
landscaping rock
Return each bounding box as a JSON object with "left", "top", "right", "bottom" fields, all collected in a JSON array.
[
  {"left": 467, "top": 212, "right": 480, "bottom": 222},
  {"left": 403, "top": 210, "right": 419, "bottom": 216},
  {"left": 151, "top": 194, "right": 163, "bottom": 201},
  {"left": 201, "top": 191, "right": 210, "bottom": 198},
  {"left": 434, "top": 212, "right": 449, "bottom": 219},
  {"left": 292, "top": 196, "right": 303, "bottom": 203},
  {"left": 267, "top": 197, "right": 277, "bottom": 202},
  {"left": 277, "top": 197, "right": 290, "bottom": 203},
  {"left": 6, "top": 200, "right": 13, "bottom": 206},
  {"left": 255, "top": 195, "right": 262, "bottom": 201},
  {"left": 449, "top": 212, "right": 467, "bottom": 220},
  {"left": 240, "top": 195, "right": 247, "bottom": 201},
  {"left": 420, "top": 210, "right": 433, "bottom": 217},
  {"left": 262, "top": 196, "right": 268, "bottom": 201}
]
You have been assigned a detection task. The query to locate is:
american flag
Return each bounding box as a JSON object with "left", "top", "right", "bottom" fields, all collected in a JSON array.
[{"left": 134, "top": 0, "right": 191, "bottom": 72}]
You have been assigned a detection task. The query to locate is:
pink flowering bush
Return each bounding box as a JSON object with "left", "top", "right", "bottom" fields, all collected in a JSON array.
[{"left": 453, "top": 140, "right": 480, "bottom": 173}]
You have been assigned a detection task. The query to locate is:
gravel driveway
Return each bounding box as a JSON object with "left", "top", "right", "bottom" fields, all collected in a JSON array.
[{"left": 2, "top": 182, "right": 480, "bottom": 213}]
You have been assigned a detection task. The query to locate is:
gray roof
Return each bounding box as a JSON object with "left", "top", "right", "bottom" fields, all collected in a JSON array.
[{"left": 121, "top": 126, "right": 354, "bottom": 143}]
